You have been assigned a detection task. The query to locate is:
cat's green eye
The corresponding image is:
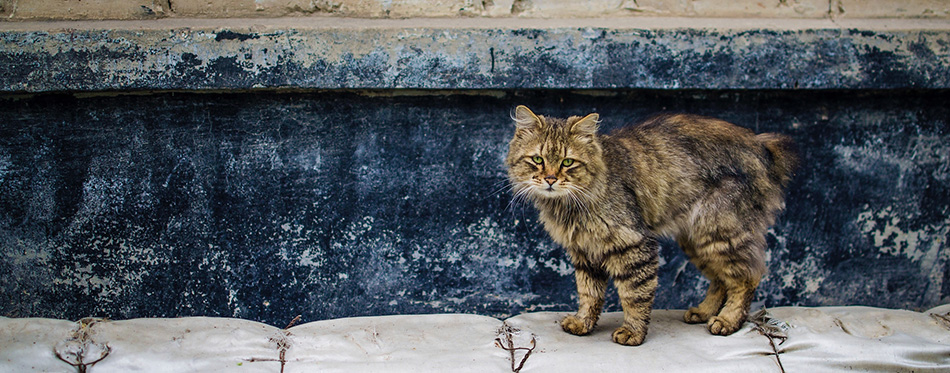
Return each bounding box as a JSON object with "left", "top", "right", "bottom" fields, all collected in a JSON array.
[
  {"left": 531, "top": 156, "right": 544, "bottom": 164},
  {"left": 561, "top": 159, "right": 575, "bottom": 167}
]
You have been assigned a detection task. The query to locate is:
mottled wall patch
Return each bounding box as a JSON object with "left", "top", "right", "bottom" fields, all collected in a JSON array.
[{"left": 0, "top": 89, "right": 947, "bottom": 324}]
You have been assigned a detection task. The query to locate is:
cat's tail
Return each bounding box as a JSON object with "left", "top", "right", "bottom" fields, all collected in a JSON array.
[{"left": 756, "top": 133, "right": 798, "bottom": 188}]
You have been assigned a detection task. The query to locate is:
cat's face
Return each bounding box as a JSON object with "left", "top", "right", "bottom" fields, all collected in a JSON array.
[{"left": 505, "top": 105, "right": 605, "bottom": 204}]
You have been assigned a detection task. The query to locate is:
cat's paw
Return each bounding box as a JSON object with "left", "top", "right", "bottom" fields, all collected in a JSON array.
[
  {"left": 611, "top": 326, "right": 646, "bottom": 346},
  {"left": 560, "top": 314, "right": 595, "bottom": 336},
  {"left": 684, "top": 307, "right": 711, "bottom": 324},
  {"left": 707, "top": 316, "right": 743, "bottom": 336}
]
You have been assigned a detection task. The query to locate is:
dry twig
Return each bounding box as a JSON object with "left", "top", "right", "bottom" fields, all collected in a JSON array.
[
  {"left": 246, "top": 314, "right": 302, "bottom": 373},
  {"left": 748, "top": 309, "right": 788, "bottom": 373},
  {"left": 930, "top": 312, "right": 950, "bottom": 330},
  {"left": 54, "top": 318, "right": 111, "bottom": 373},
  {"left": 495, "top": 323, "right": 536, "bottom": 373}
]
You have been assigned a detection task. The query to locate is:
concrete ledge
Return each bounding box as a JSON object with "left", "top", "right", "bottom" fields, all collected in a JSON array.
[
  {"left": 2, "top": 0, "right": 949, "bottom": 20},
  {"left": 2, "top": 17, "right": 949, "bottom": 92}
]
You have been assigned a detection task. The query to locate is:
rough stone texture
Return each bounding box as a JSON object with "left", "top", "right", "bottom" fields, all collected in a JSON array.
[
  {"left": 532, "top": 0, "right": 830, "bottom": 18},
  {"left": 1, "top": 0, "right": 948, "bottom": 19},
  {"left": 0, "top": 0, "right": 170, "bottom": 20},
  {"left": 170, "top": 0, "right": 323, "bottom": 18},
  {"left": 834, "top": 0, "right": 950, "bottom": 18},
  {"left": 1, "top": 18, "right": 949, "bottom": 92},
  {"left": 1, "top": 89, "right": 947, "bottom": 326}
]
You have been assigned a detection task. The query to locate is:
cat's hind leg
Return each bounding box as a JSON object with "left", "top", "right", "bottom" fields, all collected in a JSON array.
[
  {"left": 707, "top": 275, "right": 759, "bottom": 335},
  {"left": 681, "top": 178, "right": 769, "bottom": 335},
  {"left": 683, "top": 278, "right": 725, "bottom": 324},
  {"left": 679, "top": 239, "right": 727, "bottom": 324},
  {"left": 695, "top": 232, "right": 767, "bottom": 336}
]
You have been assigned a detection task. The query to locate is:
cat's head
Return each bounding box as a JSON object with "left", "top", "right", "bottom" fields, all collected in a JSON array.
[{"left": 505, "top": 105, "right": 606, "bottom": 204}]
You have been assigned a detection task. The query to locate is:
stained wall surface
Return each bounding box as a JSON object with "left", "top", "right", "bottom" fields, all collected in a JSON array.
[{"left": 1, "top": 89, "right": 947, "bottom": 325}]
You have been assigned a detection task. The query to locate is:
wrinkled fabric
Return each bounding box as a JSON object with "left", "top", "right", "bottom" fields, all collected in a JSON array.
[
  {"left": 772, "top": 305, "right": 950, "bottom": 373},
  {"left": 2, "top": 306, "right": 948, "bottom": 372},
  {"left": 285, "top": 314, "right": 509, "bottom": 373}
]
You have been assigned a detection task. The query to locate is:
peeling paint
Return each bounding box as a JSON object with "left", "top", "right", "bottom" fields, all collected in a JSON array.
[
  {"left": 835, "top": 135, "right": 950, "bottom": 188},
  {"left": 776, "top": 254, "right": 827, "bottom": 296},
  {"left": 858, "top": 206, "right": 934, "bottom": 261},
  {"left": 856, "top": 204, "right": 950, "bottom": 308}
]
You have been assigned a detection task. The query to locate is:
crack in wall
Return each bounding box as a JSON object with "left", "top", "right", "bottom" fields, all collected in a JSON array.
[{"left": 829, "top": 0, "right": 846, "bottom": 18}]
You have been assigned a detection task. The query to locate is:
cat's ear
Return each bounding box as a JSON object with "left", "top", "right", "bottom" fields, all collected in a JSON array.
[
  {"left": 571, "top": 113, "right": 600, "bottom": 136},
  {"left": 513, "top": 105, "right": 542, "bottom": 131}
]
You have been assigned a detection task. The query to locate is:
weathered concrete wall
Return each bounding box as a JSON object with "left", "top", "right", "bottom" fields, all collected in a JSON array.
[
  {"left": 2, "top": 18, "right": 949, "bottom": 92},
  {"left": 1, "top": 89, "right": 948, "bottom": 326},
  {"left": 0, "top": 16, "right": 947, "bottom": 326},
  {"left": 1, "top": 0, "right": 948, "bottom": 20}
]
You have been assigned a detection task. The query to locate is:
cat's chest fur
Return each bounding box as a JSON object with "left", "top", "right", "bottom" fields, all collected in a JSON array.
[{"left": 534, "top": 171, "right": 647, "bottom": 263}]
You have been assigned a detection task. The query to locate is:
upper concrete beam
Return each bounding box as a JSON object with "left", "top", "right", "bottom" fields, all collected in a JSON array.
[
  {"left": 1, "top": 17, "right": 948, "bottom": 92},
  {"left": 2, "top": 0, "right": 948, "bottom": 20}
]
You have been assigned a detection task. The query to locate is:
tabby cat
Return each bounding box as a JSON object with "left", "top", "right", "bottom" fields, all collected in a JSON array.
[{"left": 505, "top": 105, "right": 796, "bottom": 346}]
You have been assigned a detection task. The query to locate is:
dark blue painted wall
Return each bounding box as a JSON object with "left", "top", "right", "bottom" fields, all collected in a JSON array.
[{"left": 1, "top": 89, "right": 947, "bottom": 326}]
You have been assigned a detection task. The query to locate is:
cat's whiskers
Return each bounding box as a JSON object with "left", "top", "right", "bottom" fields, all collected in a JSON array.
[
  {"left": 567, "top": 191, "right": 586, "bottom": 216},
  {"left": 562, "top": 184, "right": 594, "bottom": 217},
  {"left": 490, "top": 178, "right": 515, "bottom": 195},
  {"left": 507, "top": 181, "right": 536, "bottom": 211},
  {"left": 567, "top": 183, "right": 596, "bottom": 202},
  {"left": 478, "top": 178, "right": 518, "bottom": 205}
]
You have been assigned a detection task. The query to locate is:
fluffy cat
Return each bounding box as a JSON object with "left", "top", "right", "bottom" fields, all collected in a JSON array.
[{"left": 505, "top": 105, "right": 796, "bottom": 346}]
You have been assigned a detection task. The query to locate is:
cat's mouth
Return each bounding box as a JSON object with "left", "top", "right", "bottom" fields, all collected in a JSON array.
[
  {"left": 535, "top": 183, "right": 564, "bottom": 197},
  {"left": 517, "top": 179, "right": 570, "bottom": 199}
]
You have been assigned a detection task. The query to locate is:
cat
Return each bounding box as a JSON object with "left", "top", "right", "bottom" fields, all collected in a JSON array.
[{"left": 505, "top": 105, "right": 796, "bottom": 346}]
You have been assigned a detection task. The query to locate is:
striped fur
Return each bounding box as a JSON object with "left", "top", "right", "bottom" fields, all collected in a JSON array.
[{"left": 505, "top": 106, "right": 796, "bottom": 346}]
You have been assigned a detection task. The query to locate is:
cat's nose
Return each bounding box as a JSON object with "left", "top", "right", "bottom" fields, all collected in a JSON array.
[{"left": 544, "top": 175, "right": 558, "bottom": 185}]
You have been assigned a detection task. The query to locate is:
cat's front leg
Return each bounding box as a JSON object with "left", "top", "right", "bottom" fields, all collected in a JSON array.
[
  {"left": 606, "top": 245, "right": 659, "bottom": 346},
  {"left": 612, "top": 276, "right": 658, "bottom": 346},
  {"left": 562, "top": 262, "right": 607, "bottom": 336}
]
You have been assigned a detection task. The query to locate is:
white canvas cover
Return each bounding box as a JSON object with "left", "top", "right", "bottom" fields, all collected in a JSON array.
[{"left": 2, "top": 305, "right": 948, "bottom": 372}]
